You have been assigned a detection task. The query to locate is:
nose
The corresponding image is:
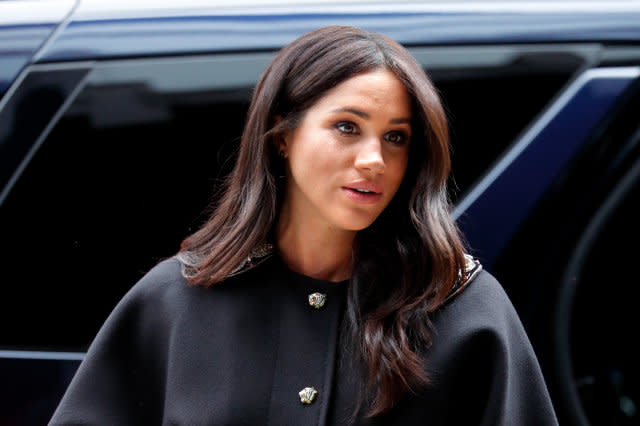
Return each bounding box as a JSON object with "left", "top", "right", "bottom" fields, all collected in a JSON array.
[{"left": 354, "top": 138, "right": 385, "bottom": 174}]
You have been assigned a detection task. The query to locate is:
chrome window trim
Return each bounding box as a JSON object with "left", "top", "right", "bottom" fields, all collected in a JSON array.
[{"left": 0, "top": 350, "right": 84, "bottom": 361}]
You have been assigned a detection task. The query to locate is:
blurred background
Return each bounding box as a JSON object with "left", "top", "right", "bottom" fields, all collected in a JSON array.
[{"left": 1, "top": 1, "right": 639, "bottom": 424}]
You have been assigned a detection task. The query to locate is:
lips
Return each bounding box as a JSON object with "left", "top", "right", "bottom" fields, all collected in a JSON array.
[
  {"left": 342, "top": 180, "right": 383, "bottom": 204},
  {"left": 343, "top": 180, "right": 383, "bottom": 194}
]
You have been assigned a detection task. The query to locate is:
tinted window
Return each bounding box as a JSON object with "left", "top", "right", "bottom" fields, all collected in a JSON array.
[{"left": 0, "top": 54, "right": 272, "bottom": 351}]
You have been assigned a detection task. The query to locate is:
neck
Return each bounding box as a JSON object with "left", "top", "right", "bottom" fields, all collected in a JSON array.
[{"left": 275, "top": 210, "right": 355, "bottom": 283}]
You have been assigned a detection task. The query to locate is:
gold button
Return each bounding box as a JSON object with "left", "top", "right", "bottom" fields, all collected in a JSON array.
[
  {"left": 299, "top": 387, "right": 318, "bottom": 404},
  {"left": 308, "top": 292, "right": 326, "bottom": 309}
]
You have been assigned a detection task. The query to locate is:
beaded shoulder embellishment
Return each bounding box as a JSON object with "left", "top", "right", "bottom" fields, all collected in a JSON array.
[
  {"left": 228, "top": 242, "right": 274, "bottom": 277},
  {"left": 442, "top": 253, "right": 483, "bottom": 304}
]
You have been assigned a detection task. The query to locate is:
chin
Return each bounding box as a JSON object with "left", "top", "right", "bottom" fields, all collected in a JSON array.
[
  {"left": 337, "top": 216, "right": 379, "bottom": 232},
  {"left": 331, "top": 206, "right": 387, "bottom": 232}
]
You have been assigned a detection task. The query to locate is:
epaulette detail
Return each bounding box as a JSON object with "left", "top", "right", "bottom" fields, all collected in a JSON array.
[
  {"left": 442, "top": 253, "right": 482, "bottom": 305},
  {"left": 228, "top": 242, "right": 274, "bottom": 277}
]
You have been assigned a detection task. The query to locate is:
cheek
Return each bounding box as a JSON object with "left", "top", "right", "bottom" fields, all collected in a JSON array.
[
  {"left": 388, "top": 154, "right": 410, "bottom": 189},
  {"left": 290, "top": 132, "right": 343, "bottom": 177},
  {"left": 288, "top": 135, "right": 335, "bottom": 189}
]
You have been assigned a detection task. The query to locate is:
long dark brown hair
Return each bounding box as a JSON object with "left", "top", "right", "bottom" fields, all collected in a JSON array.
[{"left": 177, "top": 26, "right": 466, "bottom": 417}]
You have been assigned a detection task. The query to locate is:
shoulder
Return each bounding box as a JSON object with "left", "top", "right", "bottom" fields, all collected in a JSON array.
[
  {"left": 457, "top": 270, "right": 513, "bottom": 312},
  {"left": 440, "top": 269, "right": 515, "bottom": 319},
  {"left": 129, "top": 256, "right": 186, "bottom": 296},
  {"left": 123, "top": 256, "right": 208, "bottom": 308},
  {"left": 424, "top": 271, "right": 559, "bottom": 425},
  {"left": 426, "top": 269, "right": 534, "bottom": 382},
  {"left": 119, "top": 255, "right": 280, "bottom": 323},
  {"left": 100, "top": 256, "right": 202, "bottom": 337},
  {"left": 430, "top": 269, "right": 528, "bottom": 349},
  {"left": 82, "top": 255, "right": 275, "bottom": 353}
]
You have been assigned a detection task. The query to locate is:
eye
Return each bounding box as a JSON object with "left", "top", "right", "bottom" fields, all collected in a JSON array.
[
  {"left": 335, "top": 121, "right": 359, "bottom": 135},
  {"left": 384, "top": 131, "right": 409, "bottom": 145}
]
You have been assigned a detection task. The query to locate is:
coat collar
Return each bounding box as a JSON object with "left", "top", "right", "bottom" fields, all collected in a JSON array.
[{"left": 229, "top": 243, "right": 482, "bottom": 304}]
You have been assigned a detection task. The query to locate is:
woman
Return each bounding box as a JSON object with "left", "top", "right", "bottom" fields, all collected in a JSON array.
[{"left": 50, "top": 26, "right": 558, "bottom": 425}]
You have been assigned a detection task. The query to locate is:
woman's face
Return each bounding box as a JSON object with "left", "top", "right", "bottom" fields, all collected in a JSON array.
[{"left": 279, "top": 68, "right": 412, "bottom": 233}]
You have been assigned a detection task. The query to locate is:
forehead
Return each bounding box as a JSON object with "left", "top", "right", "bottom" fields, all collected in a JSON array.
[{"left": 311, "top": 69, "right": 412, "bottom": 116}]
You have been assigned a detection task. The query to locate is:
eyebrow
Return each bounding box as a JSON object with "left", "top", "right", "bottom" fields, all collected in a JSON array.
[{"left": 330, "top": 107, "right": 411, "bottom": 125}]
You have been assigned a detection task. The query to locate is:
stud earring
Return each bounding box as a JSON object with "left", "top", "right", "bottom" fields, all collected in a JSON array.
[{"left": 278, "top": 149, "right": 286, "bottom": 158}]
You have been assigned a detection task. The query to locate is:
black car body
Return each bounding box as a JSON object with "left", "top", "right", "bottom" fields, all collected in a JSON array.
[{"left": 1, "top": 1, "right": 640, "bottom": 424}]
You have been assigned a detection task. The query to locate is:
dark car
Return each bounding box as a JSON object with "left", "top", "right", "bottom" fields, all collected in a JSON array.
[{"left": 1, "top": 1, "right": 639, "bottom": 424}]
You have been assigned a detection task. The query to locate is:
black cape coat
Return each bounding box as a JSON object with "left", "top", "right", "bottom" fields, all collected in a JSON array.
[{"left": 49, "top": 255, "right": 558, "bottom": 425}]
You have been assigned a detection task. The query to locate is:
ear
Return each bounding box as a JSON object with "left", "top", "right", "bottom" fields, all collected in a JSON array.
[{"left": 272, "top": 115, "right": 290, "bottom": 158}]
